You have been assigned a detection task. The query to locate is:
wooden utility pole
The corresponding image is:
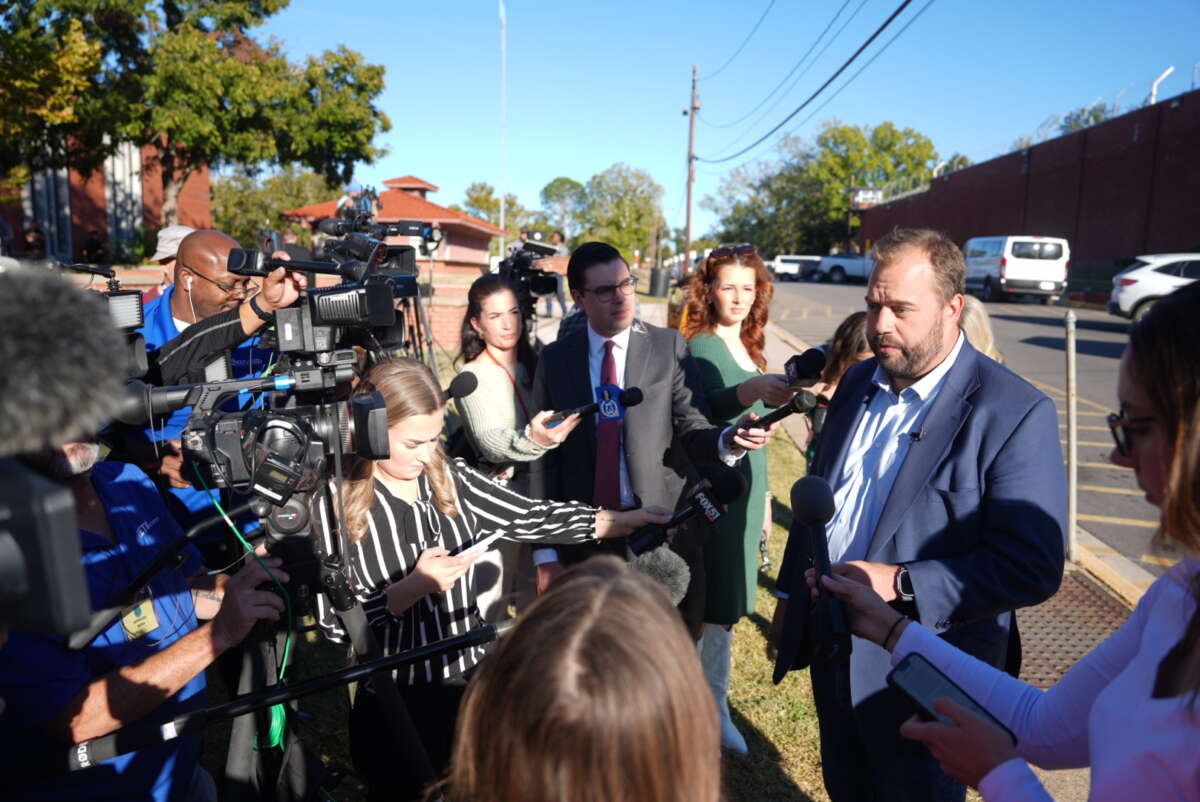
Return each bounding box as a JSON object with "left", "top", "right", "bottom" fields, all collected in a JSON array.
[{"left": 684, "top": 64, "right": 699, "bottom": 270}]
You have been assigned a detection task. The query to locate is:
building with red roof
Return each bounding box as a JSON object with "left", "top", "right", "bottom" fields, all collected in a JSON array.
[{"left": 282, "top": 175, "right": 506, "bottom": 273}]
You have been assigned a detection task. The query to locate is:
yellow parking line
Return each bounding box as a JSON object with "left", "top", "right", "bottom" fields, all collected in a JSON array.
[
  {"left": 1055, "top": 409, "right": 1107, "bottom": 417},
  {"left": 1078, "top": 513, "right": 1158, "bottom": 529},
  {"left": 1025, "top": 377, "right": 1112, "bottom": 412},
  {"left": 1061, "top": 439, "right": 1113, "bottom": 448},
  {"left": 1079, "top": 484, "right": 1143, "bottom": 496},
  {"left": 1140, "top": 553, "right": 1178, "bottom": 567},
  {"left": 1059, "top": 424, "right": 1109, "bottom": 432},
  {"left": 1078, "top": 460, "right": 1129, "bottom": 470}
]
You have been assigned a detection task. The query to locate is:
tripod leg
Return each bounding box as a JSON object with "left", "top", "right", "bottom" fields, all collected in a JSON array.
[{"left": 223, "top": 629, "right": 270, "bottom": 800}]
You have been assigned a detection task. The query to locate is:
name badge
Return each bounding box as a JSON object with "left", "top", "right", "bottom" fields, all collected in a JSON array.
[
  {"left": 121, "top": 600, "right": 160, "bottom": 640},
  {"left": 595, "top": 384, "right": 625, "bottom": 422}
]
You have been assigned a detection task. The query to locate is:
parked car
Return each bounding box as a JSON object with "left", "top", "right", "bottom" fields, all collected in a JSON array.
[
  {"left": 817, "top": 253, "right": 874, "bottom": 283},
  {"left": 963, "top": 235, "right": 1069, "bottom": 304},
  {"left": 1108, "top": 254, "right": 1200, "bottom": 321},
  {"left": 771, "top": 254, "right": 823, "bottom": 281}
]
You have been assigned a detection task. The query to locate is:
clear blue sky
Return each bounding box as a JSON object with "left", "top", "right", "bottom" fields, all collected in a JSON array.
[{"left": 258, "top": 0, "right": 1200, "bottom": 236}]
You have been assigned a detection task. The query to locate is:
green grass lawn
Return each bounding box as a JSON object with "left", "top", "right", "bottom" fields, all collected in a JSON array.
[{"left": 202, "top": 431, "right": 831, "bottom": 800}]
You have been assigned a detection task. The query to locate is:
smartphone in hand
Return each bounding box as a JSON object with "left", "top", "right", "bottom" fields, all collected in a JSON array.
[{"left": 887, "top": 652, "right": 1017, "bottom": 745}]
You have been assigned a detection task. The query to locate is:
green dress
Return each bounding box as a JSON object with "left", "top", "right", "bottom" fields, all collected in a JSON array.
[{"left": 687, "top": 332, "right": 769, "bottom": 626}]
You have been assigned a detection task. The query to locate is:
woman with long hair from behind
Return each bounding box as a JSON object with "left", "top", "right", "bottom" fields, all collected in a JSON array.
[
  {"left": 683, "top": 242, "right": 794, "bottom": 753},
  {"left": 311, "top": 359, "right": 669, "bottom": 802},
  {"left": 817, "top": 280, "right": 1200, "bottom": 800},
  {"left": 455, "top": 274, "right": 583, "bottom": 618},
  {"left": 440, "top": 556, "right": 721, "bottom": 802}
]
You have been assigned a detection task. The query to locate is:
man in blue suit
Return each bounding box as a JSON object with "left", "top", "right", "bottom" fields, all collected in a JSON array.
[{"left": 771, "top": 228, "right": 1066, "bottom": 802}]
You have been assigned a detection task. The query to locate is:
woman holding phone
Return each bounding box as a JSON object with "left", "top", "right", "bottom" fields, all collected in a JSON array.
[
  {"left": 312, "top": 357, "right": 669, "bottom": 802},
  {"left": 816, "top": 281, "right": 1200, "bottom": 801}
]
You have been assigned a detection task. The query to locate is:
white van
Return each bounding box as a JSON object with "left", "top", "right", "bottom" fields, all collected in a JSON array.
[{"left": 962, "top": 235, "right": 1070, "bottom": 304}]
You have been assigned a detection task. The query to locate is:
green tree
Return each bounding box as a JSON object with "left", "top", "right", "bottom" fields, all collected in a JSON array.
[
  {"left": 0, "top": 2, "right": 390, "bottom": 225},
  {"left": 453, "top": 182, "right": 527, "bottom": 255},
  {"left": 539, "top": 176, "right": 586, "bottom": 237},
  {"left": 943, "top": 152, "right": 973, "bottom": 173},
  {"left": 580, "top": 163, "right": 664, "bottom": 263},
  {"left": 1010, "top": 135, "right": 1034, "bottom": 151},
  {"left": 1058, "top": 102, "right": 1114, "bottom": 134},
  {"left": 212, "top": 166, "right": 337, "bottom": 247}
]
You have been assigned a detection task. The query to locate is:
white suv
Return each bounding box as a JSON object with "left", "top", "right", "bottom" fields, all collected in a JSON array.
[{"left": 1109, "top": 254, "right": 1200, "bottom": 321}]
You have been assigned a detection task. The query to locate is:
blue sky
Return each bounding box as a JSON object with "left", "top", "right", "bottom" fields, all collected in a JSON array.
[{"left": 258, "top": 0, "right": 1200, "bottom": 236}]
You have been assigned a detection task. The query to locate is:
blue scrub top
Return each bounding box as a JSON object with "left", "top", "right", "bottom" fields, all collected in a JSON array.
[
  {"left": 0, "top": 462, "right": 209, "bottom": 802},
  {"left": 135, "top": 284, "right": 275, "bottom": 530}
]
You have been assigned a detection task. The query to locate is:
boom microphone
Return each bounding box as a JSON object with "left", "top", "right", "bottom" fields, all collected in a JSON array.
[
  {"left": 0, "top": 268, "right": 127, "bottom": 455},
  {"left": 629, "top": 468, "right": 747, "bottom": 555},
  {"left": 720, "top": 389, "right": 820, "bottom": 449},
  {"left": 444, "top": 372, "right": 478, "bottom": 402},
  {"left": 545, "top": 386, "right": 643, "bottom": 425}
]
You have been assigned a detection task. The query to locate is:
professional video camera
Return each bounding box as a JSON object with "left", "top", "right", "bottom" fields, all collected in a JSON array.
[{"left": 497, "top": 232, "right": 561, "bottom": 334}]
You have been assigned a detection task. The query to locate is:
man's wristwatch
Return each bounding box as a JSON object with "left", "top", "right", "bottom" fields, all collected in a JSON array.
[
  {"left": 894, "top": 565, "right": 915, "bottom": 603},
  {"left": 247, "top": 293, "right": 274, "bottom": 322}
]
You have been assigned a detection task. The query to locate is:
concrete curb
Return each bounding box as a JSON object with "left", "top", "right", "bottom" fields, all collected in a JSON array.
[{"left": 763, "top": 321, "right": 1142, "bottom": 609}]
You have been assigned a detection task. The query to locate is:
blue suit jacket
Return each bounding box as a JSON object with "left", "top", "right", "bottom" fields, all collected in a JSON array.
[{"left": 774, "top": 340, "right": 1066, "bottom": 704}]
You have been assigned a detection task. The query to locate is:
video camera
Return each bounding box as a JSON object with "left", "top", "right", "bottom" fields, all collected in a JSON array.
[{"left": 498, "top": 232, "right": 560, "bottom": 325}]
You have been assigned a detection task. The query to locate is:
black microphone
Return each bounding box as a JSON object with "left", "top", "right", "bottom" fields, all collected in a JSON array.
[
  {"left": 784, "top": 347, "right": 827, "bottom": 388},
  {"left": 444, "top": 372, "right": 478, "bottom": 402},
  {"left": 545, "top": 386, "right": 643, "bottom": 425},
  {"left": 630, "top": 546, "right": 691, "bottom": 606},
  {"left": 629, "top": 468, "right": 747, "bottom": 556},
  {"left": 790, "top": 475, "right": 851, "bottom": 662},
  {"left": 316, "top": 217, "right": 355, "bottom": 237},
  {"left": 721, "top": 389, "right": 819, "bottom": 449}
]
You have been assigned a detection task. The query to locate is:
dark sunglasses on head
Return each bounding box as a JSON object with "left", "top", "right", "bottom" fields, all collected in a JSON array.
[
  {"left": 708, "top": 243, "right": 757, "bottom": 261},
  {"left": 1107, "top": 407, "right": 1155, "bottom": 458}
]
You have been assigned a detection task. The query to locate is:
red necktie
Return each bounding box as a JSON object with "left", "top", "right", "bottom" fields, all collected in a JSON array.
[{"left": 593, "top": 340, "right": 622, "bottom": 509}]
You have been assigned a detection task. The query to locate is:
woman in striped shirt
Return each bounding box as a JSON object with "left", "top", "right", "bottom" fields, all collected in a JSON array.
[{"left": 313, "top": 357, "right": 670, "bottom": 802}]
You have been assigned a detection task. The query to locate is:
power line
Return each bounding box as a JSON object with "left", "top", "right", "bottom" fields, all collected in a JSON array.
[
  {"left": 697, "top": 0, "right": 914, "bottom": 164},
  {"left": 699, "top": 0, "right": 856, "bottom": 130},
  {"left": 700, "top": 0, "right": 778, "bottom": 81},
  {"left": 781, "top": 0, "right": 937, "bottom": 138}
]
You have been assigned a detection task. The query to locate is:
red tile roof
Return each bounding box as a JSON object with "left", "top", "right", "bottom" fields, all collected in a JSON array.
[
  {"left": 383, "top": 175, "right": 439, "bottom": 192},
  {"left": 282, "top": 185, "right": 506, "bottom": 237}
]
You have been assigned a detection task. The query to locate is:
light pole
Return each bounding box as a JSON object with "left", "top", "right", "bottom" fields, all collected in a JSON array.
[{"left": 1148, "top": 66, "right": 1175, "bottom": 106}]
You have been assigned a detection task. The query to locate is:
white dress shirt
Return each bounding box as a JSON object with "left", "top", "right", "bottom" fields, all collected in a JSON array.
[{"left": 825, "top": 333, "right": 965, "bottom": 563}]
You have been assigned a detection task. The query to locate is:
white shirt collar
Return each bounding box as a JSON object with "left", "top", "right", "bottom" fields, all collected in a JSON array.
[
  {"left": 586, "top": 321, "right": 632, "bottom": 356},
  {"left": 871, "top": 331, "right": 966, "bottom": 401}
]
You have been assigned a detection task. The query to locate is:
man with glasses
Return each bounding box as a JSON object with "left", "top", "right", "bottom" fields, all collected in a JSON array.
[
  {"left": 117, "top": 230, "right": 277, "bottom": 537},
  {"left": 530, "top": 241, "right": 776, "bottom": 631}
]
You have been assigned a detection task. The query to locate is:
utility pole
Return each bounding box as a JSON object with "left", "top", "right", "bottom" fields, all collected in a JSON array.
[
  {"left": 498, "top": 0, "right": 508, "bottom": 256},
  {"left": 683, "top": 65, "right": 699, "bottom": 271}
]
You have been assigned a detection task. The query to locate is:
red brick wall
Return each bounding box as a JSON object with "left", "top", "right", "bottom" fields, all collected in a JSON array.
[
  {"left": 426, "top": 295, "right": 468, "bottom": 356},
  {"left": 860, "top": 88, "right": 1200, "bottom": 269},
  {"left": 140, "top": 145, "right": 212, "bottom": 230},
  {"left": 69, "top": 166, "right": 108, "bottom": 259}
]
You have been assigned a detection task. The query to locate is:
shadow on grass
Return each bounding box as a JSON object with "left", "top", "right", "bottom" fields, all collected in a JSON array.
[{"left": 722, "top": 708, "right": 819, "bottom": 802}]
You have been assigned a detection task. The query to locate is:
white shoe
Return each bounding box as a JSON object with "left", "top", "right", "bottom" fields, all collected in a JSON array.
[{"left": 698, "top": 623, "right": 749, "bottom": 754}]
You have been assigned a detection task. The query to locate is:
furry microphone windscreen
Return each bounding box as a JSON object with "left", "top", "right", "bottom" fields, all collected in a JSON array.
[
  {"left": 630, "top": 544, "right": 690, "bottom": 606},
  {"left": 0, "top": 269, "right": 127, "bottom": 456}
]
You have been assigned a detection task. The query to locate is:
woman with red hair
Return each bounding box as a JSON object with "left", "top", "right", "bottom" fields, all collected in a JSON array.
[{"left": 684, "top": 243, "right": 795, "bottom": 752}]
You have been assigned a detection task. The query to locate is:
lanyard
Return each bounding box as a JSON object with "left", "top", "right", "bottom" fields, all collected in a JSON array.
[{"left": 482, "top": 348, "right": 532, "bottom": 423}]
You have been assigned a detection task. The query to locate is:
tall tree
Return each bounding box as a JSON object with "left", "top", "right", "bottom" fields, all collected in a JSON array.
[
  {"left": 580, "top": 163, "right": 664, "bottom": 263},
  {"left": 1058, "top": 102, "right": 1114, "bottom": 134},
  {"left": 539, "top": 176, "right": 586, "bottom": 237},
  {"left": 1, "top": 2, "right": 391, "bottom": 225},
  {"left": 453, "top": 181, "right": 527, "bottom": 255},
  {"left": 212, "top": 166, "right": 337, "bottom": 247}
]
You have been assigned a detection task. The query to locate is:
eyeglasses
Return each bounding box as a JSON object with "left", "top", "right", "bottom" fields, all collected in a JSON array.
[
  {"left": 1107, "top": 406, "right": 1155, "bottom": 457},
  {"left": 181, "top": 265, "right": 258, "bottom": 298},
  {"left": 708, "top": 243, "right": 757, "bottom": 261},
  {"left": 580, "top": 276, "right": 637, "bottom": 302}
]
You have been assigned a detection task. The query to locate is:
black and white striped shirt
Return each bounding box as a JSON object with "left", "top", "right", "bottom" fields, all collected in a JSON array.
[{"left": 314, "top": 459, "right": 597, "bottom": 684}]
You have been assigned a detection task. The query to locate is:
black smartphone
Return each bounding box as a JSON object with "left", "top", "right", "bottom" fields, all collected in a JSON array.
[{"left": 887, "top": 652, "right": 1017, "bottom": 746}]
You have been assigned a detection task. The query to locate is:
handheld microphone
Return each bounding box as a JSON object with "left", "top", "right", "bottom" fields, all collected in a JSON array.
[
  {"left": 721, "top": 389, "right": 819, "bottom": 449},
  {"left": 444, "top": 372, "right": 478, "bottom": 402},
  {"left": 784, "top": 348, "right": 827, "bottom": 388},
  {"left": 629, "top": 468, "right": 747, "bottom": 556},
  {"left": 545, "top": 386, "right": 643, "bottom": 425},
  {"left": 790, "top": 475, "right": 851, "bottom": 662},
  {"left": 630, "top": 546, "right": 691, "bottom": 606}
]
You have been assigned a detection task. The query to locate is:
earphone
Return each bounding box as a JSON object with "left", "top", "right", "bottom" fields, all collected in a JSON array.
[{"left": 186, "top": 275, "right": 193, "bottom": 291}]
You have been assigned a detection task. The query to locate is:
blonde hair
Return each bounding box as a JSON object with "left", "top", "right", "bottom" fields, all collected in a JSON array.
[
  {"left": 959, "top": 294, "right": 1004, "bottom": 363},
  {"left": 439, "top": 557, "right": 721, "bottom": 802},
  {"left": 342, "top": 359, "right": 457, "bottom": 542}
]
